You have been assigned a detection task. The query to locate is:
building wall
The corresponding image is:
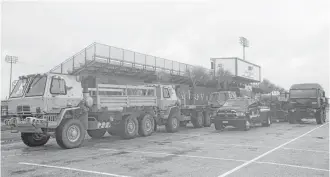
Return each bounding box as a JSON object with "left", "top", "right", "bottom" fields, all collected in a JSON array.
[{"left": 210, "top": 57, "right": 261, "bottom": 82}]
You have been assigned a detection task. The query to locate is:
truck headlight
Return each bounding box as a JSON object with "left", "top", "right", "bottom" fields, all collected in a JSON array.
[
  {"left": 85, "top": 97, "right": 93, "bottom": 108},
  {"left": 290, "top": 109, "right": 296, "bottom": 112}
]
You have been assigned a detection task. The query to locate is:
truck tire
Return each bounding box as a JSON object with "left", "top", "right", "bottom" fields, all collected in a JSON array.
[
  {"left": 21, "top": 133, "right": 50, "bottom": 147},
  {"left": 107, "top": 126, "right": 117, "bottom": 136},
  {"left": 55, "top": 119, "right": 86, "bottom": 149},
  {"left": 87, "top": 129, "right": 106, "bottom": 139},
  {"left": 203, "top": 111, "right": 211, "bottom": 127},
  {"left": 192, "top": 111, "right": 204, "bottom": 128},
  {"left": 288, "top": 113, "right": 297, "bottom": 124},
  {"left": 138, "top": 113, "right": 154, "bottom": 137},
  {"left": 262, "top": 114, "right": 272, "bottom": 127},
  {"left": 119, "top": 115, "right": 138, "bottom": 139},
  {"left": 316, "top": 110, "right": 325, "bottom": 124},
  {"left": 240, "top": 120, "right": 250, "bottom": 131},
  {"left": 166, "top": 116, "right": 179, "bottom": 133},
  {"left": 214, "top": 121, "right": 224, "bottom": 130}
]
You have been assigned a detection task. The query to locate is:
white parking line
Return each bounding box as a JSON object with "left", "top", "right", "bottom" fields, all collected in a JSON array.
[
  {"left": 99, "top": 148, "right": 247, "bottom": 162},
  {"left": 281, "top": 147, "right": 330, "bottom": 154},
  {"left": 217, "top": 123, "right": 329, "bottom": 177},
  {"left": 177, "top": 141, "right": 330, "bottom": 154},
  {"left": 255, "top": 161, "right": 330, "bottom": 172},
  {"left": 99, "top": 148, "right": 330, "bottom": 172},
  {"left": 19, "top": 162, "right": 132, "bottom": 177}
]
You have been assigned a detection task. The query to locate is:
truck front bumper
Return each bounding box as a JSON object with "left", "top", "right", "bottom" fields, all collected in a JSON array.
[
  {"left": 4, "top": 117, "right": 55, "bottom": 133},
  {"left": 213, "top": 117, "right": 246, "bottom": 127},
  {"left": 290, "top": 108, "right": 318, "bottom": 119}
]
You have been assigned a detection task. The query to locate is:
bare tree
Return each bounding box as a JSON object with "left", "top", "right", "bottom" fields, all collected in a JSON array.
[
  {"left": 259, "top": 79, "right": 286, "bottom": 93},
  {"left": 185, "top": 66, "right": 210, "bottom": 87},
  {"left": 185, "top": 66, "right": 211, "bottom": 104},
  {"left": 156, "top": 70, "right": 171, "bottom": 83},
  {"left": 215, "top": 67, "right": 233, "bottom": 90}
]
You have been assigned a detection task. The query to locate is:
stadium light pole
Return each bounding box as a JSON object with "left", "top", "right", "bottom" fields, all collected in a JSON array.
[
  {"left": 239, "top": 37, "right": 249, "bottom": 60},
  {"left": 5, "top": 55, "right": 18, "bottom": 96}
]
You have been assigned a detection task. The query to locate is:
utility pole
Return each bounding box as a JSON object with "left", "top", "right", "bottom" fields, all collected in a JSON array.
[
  {"left": 239, "top": 37, "right": 250, "bottom": 60},
  {"left": 5, "top": 55, "right": 18, "bottom": 96}
]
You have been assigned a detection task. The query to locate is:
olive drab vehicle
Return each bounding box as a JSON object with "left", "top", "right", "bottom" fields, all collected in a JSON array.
[
  {"left": 288, "top": 83, "right": 327, "bottom": 124},
  {"left": 212, "top": 97, "right": 271, "bottom": 131},
  {"left": 257, "top": 91, "right": 289, "bottom": 122},
  {"left": 4, "top": 73, "right": 215, "bottom": 149}
]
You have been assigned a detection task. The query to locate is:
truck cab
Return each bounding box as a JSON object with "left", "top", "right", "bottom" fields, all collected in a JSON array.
[
  {"left": 288, "top": 83, "right": 327, "bottom": 124},
  {"left": 7, "top": 73, "right": 83, "bottom": 119}
]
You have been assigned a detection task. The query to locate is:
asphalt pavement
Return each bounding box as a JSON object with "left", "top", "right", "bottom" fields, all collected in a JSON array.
[{"left": 1, "top": 118, "right": 329, "bottom": 177}]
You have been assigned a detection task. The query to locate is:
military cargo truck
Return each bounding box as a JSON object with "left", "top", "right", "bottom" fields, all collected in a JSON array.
[{"left": 288, "top": 83, "right": 327, "bottom": 124}]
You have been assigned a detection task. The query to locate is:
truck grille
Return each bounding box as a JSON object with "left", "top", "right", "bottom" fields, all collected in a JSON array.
[
  {"left": 17, "top": 105, "right": 31, "bottom": 113},
  {"left": 218, "top": 110, "right": 237, "bottom": 118},
  {"left": 43, "top": 115, "right": 58, "bottom": 122}
]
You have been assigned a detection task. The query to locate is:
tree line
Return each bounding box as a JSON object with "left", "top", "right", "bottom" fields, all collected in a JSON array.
[{"left": 156, "top": 65, "right": 286, "bottom": 93}]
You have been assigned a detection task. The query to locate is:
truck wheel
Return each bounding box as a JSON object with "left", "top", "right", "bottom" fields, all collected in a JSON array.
[
  {"left": 240, "top": 120, "right": 250, "bottom": 131},
  {"left": 262, "top": 114, "right": 272, "bottom": 127},
  {"left": 203, "top": 111, "right": 212, "bottom": 127},
  {"left": 138, "top": 114, "right": 154, "bottom": 137},
  {"left": 192, "top": 111, "right": 204, "bottom": 128},
  {"left": 166, "top": 116, "right": 179, "bottom": 133},
  {"left": 21, "top": 133, "right": 50, "bottom": 147},
  {"left": 119, "top": 115, "right": 138, "bottom": 139},
  {"left": 214, "top": 121, "right": 224, "bottom": 130},
  {"left": 55, "top": 119, "right": 86, "bottom": 149},
  {"left": 316, "top": 110, "right": 325, "bottom": 124},
  {"left": 288, "top": 113, "right": 297, "bottom": 124},
  {"left": 107, "top": 127, "right": 117, "bottom": 136},
  {"left": 87, "top": 129, "right": 106, "bottom": 139}
]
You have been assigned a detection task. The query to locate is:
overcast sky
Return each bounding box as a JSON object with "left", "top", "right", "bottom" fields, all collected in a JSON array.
[{"left": 1, "top": 0, "right": 329, "bottom": 99}]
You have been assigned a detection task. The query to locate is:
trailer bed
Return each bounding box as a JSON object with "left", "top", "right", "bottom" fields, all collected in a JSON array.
[{"left": 89, "top": 84, "right": 157, "bottom": 111}]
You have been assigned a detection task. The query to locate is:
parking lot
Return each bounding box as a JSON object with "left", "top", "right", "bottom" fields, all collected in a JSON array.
[{"left": 1, "top": 119, "right": 329, "bottom": 177}]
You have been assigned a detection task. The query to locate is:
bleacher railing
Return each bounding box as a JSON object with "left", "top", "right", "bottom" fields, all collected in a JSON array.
[{"left": 50, "top": 42, "right": 212, "bottom": 77}]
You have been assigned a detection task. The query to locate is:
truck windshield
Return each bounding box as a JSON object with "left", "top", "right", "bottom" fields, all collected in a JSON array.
[
  {"left": 223, "top": 99, "right": 249, "bottom": 107},
  {"left": 9, "top": 79, "right": 28, "bottom": 98},
  {"left": 25, "top": 76, "right": 47, "bottom": 97},
  {"left": 290, "top": 89, "right": 317, "bottom": 98}
]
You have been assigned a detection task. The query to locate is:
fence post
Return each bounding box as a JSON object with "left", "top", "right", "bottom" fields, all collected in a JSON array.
[
  {"left": 85, "top": 48, "right": 87, "bottom": 65},
  {"left": 72, "top": 56, "right": 75, "bottom": 71}
]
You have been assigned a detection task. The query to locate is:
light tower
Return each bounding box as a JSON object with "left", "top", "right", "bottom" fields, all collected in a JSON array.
[
  {"left": 239, "top": 37, "right": 249, "bottom": 60},
  {"left": 5, "top": 55, "right": 18, "bottom": 95}
]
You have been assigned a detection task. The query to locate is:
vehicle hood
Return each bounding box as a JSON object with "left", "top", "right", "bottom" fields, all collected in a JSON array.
[
  {"left": 7, "top": 97, "right": 46, "bottom": 114},
  {"left": 217, "top": 106, "right": 247, "bottom": 112},
  {"left": 208, "top": 100, "right": 226, "bottom": 108}
]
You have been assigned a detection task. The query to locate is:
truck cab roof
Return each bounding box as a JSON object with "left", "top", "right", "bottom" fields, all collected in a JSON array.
[{"left": 290, "top": 83, "right": 324, "bottom": 90}]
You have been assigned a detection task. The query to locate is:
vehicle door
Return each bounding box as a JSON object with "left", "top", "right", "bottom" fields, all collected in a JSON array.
[
  {"left": 248, "top": 99, "right": 260, "bottom": 122},
  {"left": 158, "top": 86, "right": 177, "bottom": 111},
  {"left": 46, "top": 75, "right": 83, "bottom": 112}
]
